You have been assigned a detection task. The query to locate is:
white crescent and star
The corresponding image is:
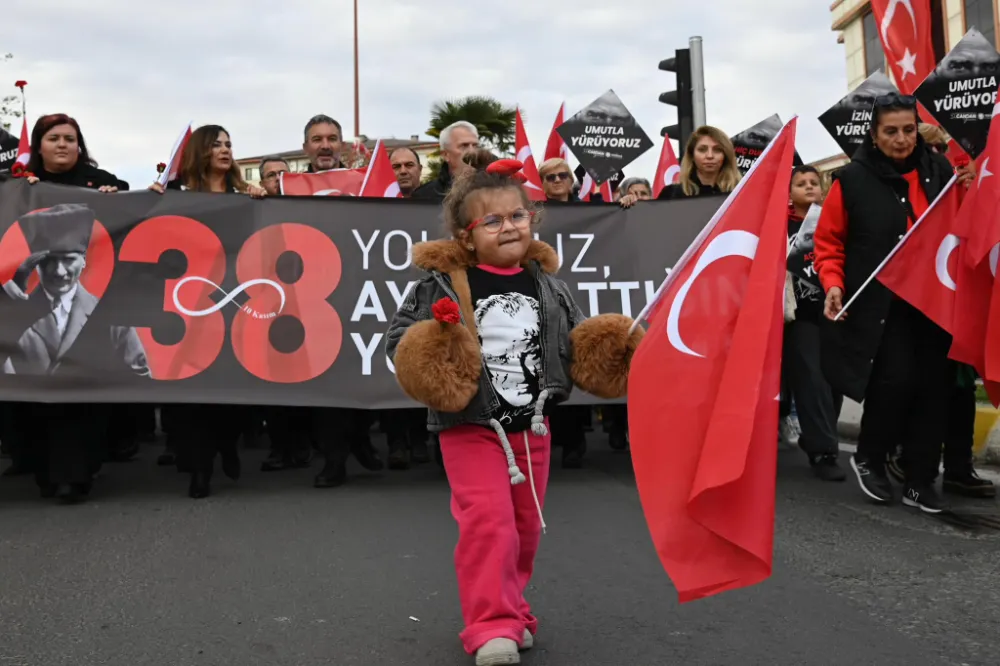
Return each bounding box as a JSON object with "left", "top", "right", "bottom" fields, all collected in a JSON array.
[
  {"left": 666, "top": 230, "right": 760, "bottom": 358},
  {"left": 935, "top": 234, "right": 960, "bottom": 291},
  {"left": 881, "top": 0, "right": 919, "bottom": 79}
]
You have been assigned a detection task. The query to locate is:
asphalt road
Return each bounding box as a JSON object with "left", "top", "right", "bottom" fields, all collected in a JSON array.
[{"left": 1, "top": 434, "right": 999, "bottom": 666}]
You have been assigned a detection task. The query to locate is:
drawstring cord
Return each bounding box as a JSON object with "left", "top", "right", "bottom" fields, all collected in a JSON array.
[
  {"left": 523, "top": 431, "right": 546, "bottom": 534},
  {"left": 487, "top": 413, "right": 548, "bottom": 534},
  {"left": 489, "top": 419, "right": 526, "bottom": 485},
  {"left": 530, "top": 389, "right": 549, "bottom": 436}
]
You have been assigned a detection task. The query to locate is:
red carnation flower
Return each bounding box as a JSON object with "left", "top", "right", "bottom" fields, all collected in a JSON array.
[
  {"left": 11, "top": 163, "right": 24, "bottom": 176},
  {"left": 14, "top": 80, "right": 26, "bottom": 90},
  {"left": 156, "top": 162, "right": 167, "bottom": 174},
  {"left": 432, "top": 298, "right": 461, "bottom": 325},
  {"left": 953, "top": 154, "right": 971, "bottom": 169}
]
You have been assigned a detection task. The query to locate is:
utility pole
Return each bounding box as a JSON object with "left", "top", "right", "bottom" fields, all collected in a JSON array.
[
  {"left": 353, "top": 0, "right": 360, "bottom": 138},
  {"left": 689, "top": 36, "right": 706, "bottom": 128}
]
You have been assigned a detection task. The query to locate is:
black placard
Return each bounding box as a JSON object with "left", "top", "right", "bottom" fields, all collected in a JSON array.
[
  {"left": 915, "top": 28, "right": 1000, "bottom": 159},
  {"left": 557, "top": 89, "right": 653, "bottom": 185},
  {"left": 818, "top": 71, "right": 898, "bottom": 157}
]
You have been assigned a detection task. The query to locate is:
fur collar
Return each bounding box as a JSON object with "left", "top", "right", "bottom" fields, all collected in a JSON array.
[{"left": 412, "top": 239, "right": 560, "bottom": 275}]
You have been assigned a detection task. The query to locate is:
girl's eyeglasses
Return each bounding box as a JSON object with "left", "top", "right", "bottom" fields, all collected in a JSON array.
[
  {"left": 467, "top": 209, "right": 535, "bottom": 233},
  {"left": 544, "top": 172, "right": 571, "bottom": 183}
]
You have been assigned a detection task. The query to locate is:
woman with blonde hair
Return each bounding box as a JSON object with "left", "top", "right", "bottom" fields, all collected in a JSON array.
[
  {"left": 537, "top": 158, "right": 576, "bottom": 202},
  {"left": 657, "top": 125, "right": 741, "bottom": 200}
]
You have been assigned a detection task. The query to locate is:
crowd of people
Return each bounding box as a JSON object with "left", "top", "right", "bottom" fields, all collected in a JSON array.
[{"left": 1, "top": 96, "right": 998, "bottom": 665}]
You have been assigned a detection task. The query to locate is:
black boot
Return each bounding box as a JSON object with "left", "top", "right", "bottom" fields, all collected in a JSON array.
[
  {"left": 387, "top": 434, "right": 410, "bottom": 471},
  {"left": 314, "top": 462, "right": 347, "bottom": 488}
]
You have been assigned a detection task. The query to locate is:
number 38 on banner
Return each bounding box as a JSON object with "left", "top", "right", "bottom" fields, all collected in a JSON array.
[{"left": 0, "top": 215, "right": 343, "bottom": 384}]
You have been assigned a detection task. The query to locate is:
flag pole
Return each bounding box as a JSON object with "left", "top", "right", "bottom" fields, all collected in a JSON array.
[
  {"left": 833, "top": 173, "right": 958, "bottom": 321},
  {"left": 353, "top": 0, "right": 360, "bottom": 138}
]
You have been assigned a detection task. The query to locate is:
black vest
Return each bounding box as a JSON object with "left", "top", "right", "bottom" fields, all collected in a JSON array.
[{"left": 820, "top": 139, "right": 953, "bottom": 401}]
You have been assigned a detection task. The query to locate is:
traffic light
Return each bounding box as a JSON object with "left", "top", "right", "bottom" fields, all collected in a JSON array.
[{"left": 659, "top": 48, "right": 694, "bottom": 150}]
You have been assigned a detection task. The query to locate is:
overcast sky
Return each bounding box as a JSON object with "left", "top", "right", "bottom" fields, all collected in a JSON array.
[{"left": 4, "top": 0, "right": 847, "bottom": 189}]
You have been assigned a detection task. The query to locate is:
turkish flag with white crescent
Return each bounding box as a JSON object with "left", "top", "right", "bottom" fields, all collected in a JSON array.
[
  {"left": 627, "top": 117, "right": 797, "bottom": 602},
  {"left": 870, "top": 0, "right": 935, "bottom": 95},
  {"left": 359, "top": 139, "right": 401, "bottom": 198},
  {"left": 875, "top": 178, "right": 962, "bottom": 333},
  {"left": 577, "top": 171, "right": 613, "bottom": 202},
  {"left": 652, "top": 136, "right": 681, "bottom": 198},
  {"left": 961, "top": 99, "right": 1000, "bottom": 267},
  {"left": 515, "top": 109, "right": 546, "bottom": 201},
  {"left": 544, "top": 102, "right": 570, "bottom": 162},
  {"left": 280, "top": 168, "right": 366, "bottom": 196},
  {"left": 14, "top": 119, "right": 29, "bottom": 169}
]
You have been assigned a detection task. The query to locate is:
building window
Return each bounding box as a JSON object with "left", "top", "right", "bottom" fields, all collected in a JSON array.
[
  {"left": 244, "top": 168, "right": 253, "bottom": 180},
  {"left": 863, "top": 11, "right": 885, "bottom": 77},
  {"left": 964, "top": 0, "right": 996, "bottom": 48}
]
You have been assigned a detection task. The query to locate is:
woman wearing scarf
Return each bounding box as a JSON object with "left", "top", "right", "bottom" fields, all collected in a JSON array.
[{"left": 814, "top": 94, "right": 975, "bottom": 513}]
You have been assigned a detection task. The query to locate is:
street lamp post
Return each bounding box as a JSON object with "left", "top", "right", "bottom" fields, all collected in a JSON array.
[{"left": 354, "top": 0, "right": 360, "bottom": 138}]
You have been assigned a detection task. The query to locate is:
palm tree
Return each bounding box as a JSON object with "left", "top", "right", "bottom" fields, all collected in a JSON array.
[{"left": 423, "top": 96, "right": 517, "bottom": 182}]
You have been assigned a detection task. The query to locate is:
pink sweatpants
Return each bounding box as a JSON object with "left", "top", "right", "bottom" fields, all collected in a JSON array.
[{"left": 438, "top": 421, "right": 551, "bottom": 655}]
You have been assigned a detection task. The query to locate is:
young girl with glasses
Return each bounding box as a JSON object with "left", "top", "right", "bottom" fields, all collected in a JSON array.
[{"left": 385, "top": 159, "right": 643, "bottom": 665}]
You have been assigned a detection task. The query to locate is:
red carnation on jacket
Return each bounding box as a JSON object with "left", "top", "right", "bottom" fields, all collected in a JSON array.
[{"left": 432, "top": 298, "right": 461, "bottom": 324}]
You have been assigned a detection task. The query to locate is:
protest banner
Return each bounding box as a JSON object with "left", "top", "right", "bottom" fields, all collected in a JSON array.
[{"left": 0, "top": 179, "right": 721, "bottom": 407}]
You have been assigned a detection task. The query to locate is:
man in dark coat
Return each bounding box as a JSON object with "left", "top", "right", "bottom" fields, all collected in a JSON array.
[{"left": 412, "top": 121, "right": 480, "bottom": 201}]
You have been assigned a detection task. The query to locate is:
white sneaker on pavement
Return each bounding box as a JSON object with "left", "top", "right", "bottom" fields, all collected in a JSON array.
[
  {"left": 520, "top": 629, "right": 533, "bottom": 651},
  {"left": 475, "top": 638, "right": 520, "bottom": 665}
]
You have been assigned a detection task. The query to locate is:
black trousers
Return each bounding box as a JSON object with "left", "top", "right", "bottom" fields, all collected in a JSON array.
[
  {"left": 168, "top": 404, "right": 245, "bottom": 476},
  {"left": 381, "top": 408, "right": 427, "bottom": 444},
  {"left": 550, "top": 405, "right": 588, "bottom": 449},
  {"left": 602, "top": 404, "right": 628, "bottom": 433},
  {"left": 264, "top": 406, "right": 314, "bottom": 460},
  {"left": 943, "top": 377, "right": 976, "bottom": 474},
  {"left": 0, "top": 401, "right": 34, "bottom": 471},
  {"left": 32, "top": 403, "right": 110, "bottom": 488},
  {"left": 857, "top": 299, "right": 952, "bottom": 485},
  {"left": 782, "top": 319, "right": 843, "bottom": 458},
  {"left": 314, "top": 408, "right": 372, "bottom": 469}
]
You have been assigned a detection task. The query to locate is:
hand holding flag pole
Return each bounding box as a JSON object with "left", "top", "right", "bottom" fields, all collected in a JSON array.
[{"left": 832, "top": 174, "right": 958, "bottom": 321}]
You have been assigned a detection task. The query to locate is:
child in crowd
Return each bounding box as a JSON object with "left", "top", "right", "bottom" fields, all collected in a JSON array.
[{"left": 385, "top": 159, "right": 643, "bottom": 665}]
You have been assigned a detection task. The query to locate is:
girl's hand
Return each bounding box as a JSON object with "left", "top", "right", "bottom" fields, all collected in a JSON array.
[
  {"left": 97, "top": 185, "right": 118, "bottom": 193},
  {"left": 619, "top": 193, "right": 638, "bottom": 209},
  {"left": 26, "top": 176, "right": 39, "bottom": 185},
  {"left": 148, "top": 182, "right": 165, "bottom": 194},
  {"left": 248, "top": 185, "right": 266, "bottom": 199},
  {"left": 824, "top": 286, "right": 846, "bottom": 321}
]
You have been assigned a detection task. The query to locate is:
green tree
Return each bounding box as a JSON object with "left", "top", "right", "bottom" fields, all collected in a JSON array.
[
  {"left": 1, "top": 53, "right": 22, "bottom": 133},
  {"left": 423, "top": 95, "right": 517, "bottom": 183}
]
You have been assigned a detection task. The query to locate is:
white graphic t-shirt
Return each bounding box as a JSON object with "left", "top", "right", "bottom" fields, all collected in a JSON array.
[{"left": 468, "top": 265, "right": 543, "bottom": 432}]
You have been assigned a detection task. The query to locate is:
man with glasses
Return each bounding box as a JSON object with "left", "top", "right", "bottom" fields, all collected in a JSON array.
[{"left": 258, "top": 156, "right": 289, "bottom": 196}]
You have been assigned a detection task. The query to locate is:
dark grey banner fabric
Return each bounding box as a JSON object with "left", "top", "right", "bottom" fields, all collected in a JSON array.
[{"left": 0, "top": 179, "right": 721, "bottom": 406}]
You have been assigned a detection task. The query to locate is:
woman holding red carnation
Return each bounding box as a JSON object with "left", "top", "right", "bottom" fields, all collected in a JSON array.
[
  {"left": 386, "top": 159, "right": 644, "bottom": 665},
  {"left": 24, "top": 113, "right": 128, "bottom": 192}
]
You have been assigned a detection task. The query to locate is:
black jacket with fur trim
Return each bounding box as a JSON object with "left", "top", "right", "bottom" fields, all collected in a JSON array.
[{"left": 385, "top": 238, "right": 643, "bottom": 432}]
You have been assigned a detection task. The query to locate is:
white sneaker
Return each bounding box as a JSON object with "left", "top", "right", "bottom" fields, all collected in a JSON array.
[
  {"left": 475, "top": 638, "right": 520, "bottom": 665},
  {"left": 778, "top": 415, "right": 800, "bottom": 446},
  {"left": 520, "top": 629, "right": 533, "bottom": 651}
]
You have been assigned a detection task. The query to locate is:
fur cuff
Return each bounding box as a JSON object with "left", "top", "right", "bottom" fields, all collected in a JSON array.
[
  {"left": 570, "top": 314, "right": 644, "bottom": 399},
  {"left": 393, "top": 319, "right": 482, "bottom": 413}
]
